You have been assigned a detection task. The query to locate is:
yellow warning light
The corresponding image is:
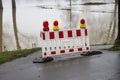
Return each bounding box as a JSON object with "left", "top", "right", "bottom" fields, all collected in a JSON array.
[
  {"left": 53, "top": 20, "right": 60, "bottom": 31},
  {"left": 80, "top": 19, "right": 86, "bottom": 29}
]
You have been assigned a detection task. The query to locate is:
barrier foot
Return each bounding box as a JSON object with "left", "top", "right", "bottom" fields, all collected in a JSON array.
[
  {"left": 33, "top": 57, "right": 54, "bottom": 63},
  {"left": 80, "top": 51, "right": 103, "bottom": 56}
]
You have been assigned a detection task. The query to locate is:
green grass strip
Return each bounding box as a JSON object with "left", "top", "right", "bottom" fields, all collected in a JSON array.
[
  {"left": 110, "top": 46, "right": 120, "bottom": 51},
  {"left": 0, "top": 48, "right": 41, "bottom": 64}
]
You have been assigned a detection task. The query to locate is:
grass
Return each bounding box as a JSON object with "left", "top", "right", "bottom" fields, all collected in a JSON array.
[
  {"left": 110, "top": 45, "right": 120, "bottom": 51},
  {"left": 0, "top": 48, "right": 41, "bottom": 64}
]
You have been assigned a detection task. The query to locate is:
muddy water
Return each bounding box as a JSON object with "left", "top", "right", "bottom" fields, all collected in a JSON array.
[{"left": 2, "top": 0, "right": 117, "bottom": 51}]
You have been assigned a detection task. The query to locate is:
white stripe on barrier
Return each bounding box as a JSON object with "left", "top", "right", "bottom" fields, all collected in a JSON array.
[{"left": 41, "top": 29, "right": 90, "bottom": 57}]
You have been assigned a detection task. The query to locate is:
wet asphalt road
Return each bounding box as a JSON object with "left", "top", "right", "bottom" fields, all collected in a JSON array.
[{"left": 0, "top": 46, "right": 120, "bottom": 80}]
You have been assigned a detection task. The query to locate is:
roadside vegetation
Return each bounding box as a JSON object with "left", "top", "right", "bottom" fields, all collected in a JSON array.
[
  {"left": 0, "top": 48, "right": 41, "bottom": 64},
  {"left": 110, "top": 46, "right": 120, "bottom": 51}
]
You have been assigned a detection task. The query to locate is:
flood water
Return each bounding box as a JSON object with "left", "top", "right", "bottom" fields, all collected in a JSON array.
[{"left": 1, "top": 0, "right": 117, "bottom": 51}]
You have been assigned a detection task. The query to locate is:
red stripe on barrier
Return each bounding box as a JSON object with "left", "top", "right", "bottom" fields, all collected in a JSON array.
[
  {"left": 68, "top": 30, "right": 73, "bottom": 37},
  {"left": 60, "top": 50, "right": 65, "bottom": 53},
  {"left": 51, "top": 51, "right": 56, "bottom": 55},
  {"left": 42, "top": 32, "right": 45, "bottom": 40},
  {"left": 59, "top": 31, "right": 64, "bottom": 38},
  {"left": 78, "top": 48, "right": 82, "bottom": 51},
  {"left": 50, "top": 32, "right": 55, "bottom": 39},
  {"left": 69, "top": 49, "right": 74, "bottom": 52},
  {"left": 86, "top": 47, "right": 89, "bottom": 50},
  {"left": 44, "top": 52, "right": 47, "bottom": 56},
  {"left": 76, "top": 29, "right": 81, "bottom": 37},
  {"left": 85, "top": 29, "right": 88, "bottom": 36}
]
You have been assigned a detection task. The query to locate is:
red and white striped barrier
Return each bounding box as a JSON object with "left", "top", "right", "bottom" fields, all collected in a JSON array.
[{"left": 41, "top": 29, "right": 90, "bottom": 57}]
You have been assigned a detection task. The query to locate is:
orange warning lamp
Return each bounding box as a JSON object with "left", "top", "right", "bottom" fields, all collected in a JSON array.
[
  {"left": 80, "top": 19, "right": 86, "bottom": 29},
  {"left": 53, "top": 20, "right": 60, "bottom": 31},
  {"left": 43, "top": 21, "right": 49, "bottom": 31}
]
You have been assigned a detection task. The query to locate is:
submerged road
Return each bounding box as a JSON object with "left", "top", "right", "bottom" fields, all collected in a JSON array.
[{"left": 0, "top": 46, "right": 120, "bottom": 80}]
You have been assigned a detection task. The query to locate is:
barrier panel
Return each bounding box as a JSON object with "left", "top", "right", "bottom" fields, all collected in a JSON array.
[{"left": 41, "top": 29, "right": 90, "bottom": 57}]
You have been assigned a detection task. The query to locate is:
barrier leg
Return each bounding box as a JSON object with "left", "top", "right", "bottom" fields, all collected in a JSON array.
[
  {"left": 80, "top": 51, "right": 103, "bottom": 56},
  {"left": 33, "top": 57, "right": 54, "bottom": 63}
]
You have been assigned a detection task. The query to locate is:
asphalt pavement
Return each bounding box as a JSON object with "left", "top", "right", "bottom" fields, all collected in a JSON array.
[{"left": 0, "top": 45, "right": 120, "bottom": 80}]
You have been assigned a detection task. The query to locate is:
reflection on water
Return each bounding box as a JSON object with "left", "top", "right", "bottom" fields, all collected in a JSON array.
[{"left": 2, "top": 0, "right": 117, "bottom": 51}]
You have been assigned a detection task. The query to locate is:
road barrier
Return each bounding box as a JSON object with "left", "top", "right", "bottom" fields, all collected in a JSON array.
[
  {"left": 40, "top": 19, "right": 90, "bottom": 57},
  {"left": 41, "top": 29, "right": 90, "bottom": 57}
]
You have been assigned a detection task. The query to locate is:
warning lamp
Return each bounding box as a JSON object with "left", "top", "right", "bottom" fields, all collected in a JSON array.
[
  {"left": 53, "top": 20, "right": 60, "bottom": 31},
  {"left": 80, "top": 19, "right": 86, "bottom": 29},
  {"left": 43, "top": 21, "right": 49, "bottom": 31}
]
